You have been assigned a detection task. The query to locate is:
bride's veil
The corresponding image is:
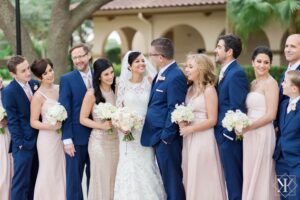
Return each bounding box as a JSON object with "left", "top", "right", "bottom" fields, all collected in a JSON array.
[
  {"left": 119, "top": 50, "right": 157, "bottom": 82},
  {"left": 116, "top": 51, "right": 157, "bottom": 107}
]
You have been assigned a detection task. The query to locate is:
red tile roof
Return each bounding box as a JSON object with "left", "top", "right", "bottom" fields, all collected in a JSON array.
[{"left": 100, "top": 0, "right": 226, "bottom": 10}]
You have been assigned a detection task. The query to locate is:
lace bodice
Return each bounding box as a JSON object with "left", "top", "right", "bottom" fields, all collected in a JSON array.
[{"left": 116, "top": 77, "right": 151, "bottom": 117}]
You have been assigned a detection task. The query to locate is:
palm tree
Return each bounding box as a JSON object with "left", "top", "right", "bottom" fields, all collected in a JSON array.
[{"left": 227, "top": 0, "right": 300, "bottom": 41}]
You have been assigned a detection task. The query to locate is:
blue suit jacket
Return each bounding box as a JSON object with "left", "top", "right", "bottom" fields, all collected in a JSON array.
[
  {"left": 2, "top": 79, "right": 39, "bottom": 152},
  {"left": 215, "top": 60, "right": 249, "bottom": 144},
  {"left": 273, "top": 99, "right": 300, "bottom": 167},
  {"left": 141, "top": 62, "right": 188, "bottom": 146},
  {"left": 59, "top": 70, "right": 91, "bottom": 145}
]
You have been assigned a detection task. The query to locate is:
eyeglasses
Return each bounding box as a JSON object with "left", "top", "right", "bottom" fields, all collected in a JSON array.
[
  {"left": 149, "top": 53, "right": 164, "bottom": 57},
  {"left": 72, "top": 52, "right": 88, "bottom": 60}
]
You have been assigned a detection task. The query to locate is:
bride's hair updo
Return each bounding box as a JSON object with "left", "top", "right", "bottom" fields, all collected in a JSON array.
[
  {"left": 93, "top": 58, "right": 116, "bottom": 104},
  {"left": 30, "top": 58, "right": 53, "bottom": 79},
  {"left": 128, "top": 51, "right": 141, "bottom": 69}
]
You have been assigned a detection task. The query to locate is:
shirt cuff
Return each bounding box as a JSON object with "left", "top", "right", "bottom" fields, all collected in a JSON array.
[{"left": 63, "top": 139, "right": 73, "bottom": 145}]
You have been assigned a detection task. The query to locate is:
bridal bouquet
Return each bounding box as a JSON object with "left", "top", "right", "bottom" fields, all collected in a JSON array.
[
  {"left": 222, "top": 109, "right": 251, "bottom": 140},
  {"left": 45, "top": 104, "right": 68, "bottom": 134},
  {"left": 112, "top": 107, "right": 144, "bottom": 141},
  {"left": 171, "top": 103, "right": 194, "bottom": 124},
  {"left": 93, "top": 102, "right": 117, "bottom": 134},
  {"left": 0, "top": 106, "right": 7, "bottom": 134}
]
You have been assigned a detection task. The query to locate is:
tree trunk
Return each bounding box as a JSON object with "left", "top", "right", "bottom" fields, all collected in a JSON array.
[
  {"left": 47, "top": 0, "right": 112, "bottom": 81},
  {"left": 0, "top": 0, "right": 37, "bottom": 62},
  {"left": 0, "top": 0, "right": 112, "bottom": 80}
]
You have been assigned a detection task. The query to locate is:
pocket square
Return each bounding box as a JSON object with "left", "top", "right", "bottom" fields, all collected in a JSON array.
[
  {"left": 223, "top": 133, "right": 234, "bottom": 141},
  {"left": 156, "top": 89, "right": 164, "bottom": 93}
]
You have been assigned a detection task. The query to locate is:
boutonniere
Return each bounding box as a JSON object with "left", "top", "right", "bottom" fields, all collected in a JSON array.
[
  {"left": 157, "top": 75, "right": 166, "bottom": 81},
  {"left": 290, "top": 103, "right": 296, "bottom": 111},
  {"left": 33, "top": 85, "right": 38, "bottom": 91}
]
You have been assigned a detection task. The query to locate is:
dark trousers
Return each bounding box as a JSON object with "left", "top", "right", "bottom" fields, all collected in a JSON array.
[
  {"left": 11, "top": 148, "right": 38, "bottom": 200},
  {"left": 65, "top": 145, "right": 90, "bottom": 200},
  {"left": 219, "top": 139, "right": 243, "bottom": 200},
  {"left": 155, "top": 139, "right": 185, "bottom": 200}
]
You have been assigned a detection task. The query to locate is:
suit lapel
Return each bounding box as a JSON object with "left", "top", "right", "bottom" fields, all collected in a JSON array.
[
  {"left": 28, "top": 80, "right": 39, "bottom": 94},
  {"left": 148, "top": 63, "right": 176, "bottom": 103},
  {"left": 282, "top": 100, "right": 300, "bottom": 130},
  {"left": 75, "top": 70, "right": 87, "bottom": 92},
  {"left": 12, "top": 79, "right": 30, "bottom": 103},
  {"left": 218, "top": 60, "right": 237, "bottom": 88}
]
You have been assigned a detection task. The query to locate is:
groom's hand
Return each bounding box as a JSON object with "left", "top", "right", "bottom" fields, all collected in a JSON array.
[{"left": 64, "top": 143, "right": 76, "bottom": 157}]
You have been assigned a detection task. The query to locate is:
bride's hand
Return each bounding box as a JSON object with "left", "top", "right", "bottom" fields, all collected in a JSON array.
[{"left": 118, "top": 128, "right": 129, "bottom": 135}]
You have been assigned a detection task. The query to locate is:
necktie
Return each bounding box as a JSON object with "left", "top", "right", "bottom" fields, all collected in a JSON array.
[
  {"left": 23, "top": 85, "right": 32, "bottom": 101},
  {"left": 83, "top": 75, "right": 91, "bottom": 89}
]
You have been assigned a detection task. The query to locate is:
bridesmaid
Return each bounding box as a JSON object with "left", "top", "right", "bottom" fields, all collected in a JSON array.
[
  {"left": 30, "top": 59, "right": 66, "bottom": 200},
  {"left": 80, "top": 58, "right": 119, "bottom": 200},
  {"left": 180, "top": 54, "right": 226, "bottom": 200},
  {"left": 241, "top": 46, "right": 278, "bottom": 200},
  {"left": 0, "top": 76, "right": 13, "bottom": 200}
]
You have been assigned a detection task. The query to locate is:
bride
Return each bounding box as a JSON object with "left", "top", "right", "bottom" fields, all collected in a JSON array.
[{"left": 114, "top": 51, "right": 166, "bottom": 200}]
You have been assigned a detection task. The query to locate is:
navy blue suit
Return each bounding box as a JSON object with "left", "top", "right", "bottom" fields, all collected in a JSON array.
[
  {"left": 214, "top": 61, "right": 248, "bottom": 200},
  {"left": 141, "top": 62, "right": 188, "bottom": 200},
  {"left": 273, "top": 99, "right": 300, "bottom": 199},
  {"left": 274, "top": 64, "right": 300, "bottom": 145},
  {"left": 59, "top": 70, "right": 91, "bottom": 200},
  {"left": 2, "top": 79, "right": 39, "bottom": 200}
]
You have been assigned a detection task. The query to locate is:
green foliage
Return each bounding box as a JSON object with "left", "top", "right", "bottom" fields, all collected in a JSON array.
[
  {"left": 227, "top": 0, "right": 300, "bottom": 41},
  {"left": 0, "top": 31, "right": 12, "bottom": 59},
  {"left": 105, "top": 47, "right": 121, "bottom": 64},
  {"left": 113, "top": 63, "right": 121, "bottom": 77},
  {"left": 0, "top": 68, "right": 12, "bottom": 80},
  {"left": 242, "top": 65, "right": 286, "bottom": 83}
]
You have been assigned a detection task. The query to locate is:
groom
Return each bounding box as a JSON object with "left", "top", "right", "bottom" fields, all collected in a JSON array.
[
  {"left": 214, "top": 34, "right": 248, "bottom": 200},
  {"left": 141, "top": 37, "right": 187, "bottom": 200}
]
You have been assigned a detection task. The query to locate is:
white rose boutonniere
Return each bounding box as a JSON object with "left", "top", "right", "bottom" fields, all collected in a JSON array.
[
  {"left": 33, "top": 84, "right": 38, "bottom": 91},
  {"left": 157, "top": 75, "right": 166, "bottom": 81},
  {"left": 290, "top": 102, "right": 296, "bottom": 112}
]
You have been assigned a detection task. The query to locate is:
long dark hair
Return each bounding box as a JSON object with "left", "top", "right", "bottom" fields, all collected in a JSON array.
[{"left": 93, "top": 58, "right": 116, "bottom": 104}]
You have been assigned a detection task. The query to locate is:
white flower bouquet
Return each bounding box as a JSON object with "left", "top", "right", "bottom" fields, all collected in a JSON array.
[
  {"left": 112, "top": 107, "right": 144, "bottom": 141},
  {"left": 171, "top": 103, "right": 194, "bottom": 124},
  {"left": 222, "top": 109, "right": 251, "bottom": 140},
  {"left": 45, "top": 104, "right": 68, "bottom": 134},
  {"left": 0, "top": 106, "right": 7, "bottom": 134},
  {"left": 93, "top": 102, "right": 117, "bottom": 134}
]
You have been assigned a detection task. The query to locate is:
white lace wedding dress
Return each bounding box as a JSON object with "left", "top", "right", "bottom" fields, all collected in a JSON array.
[{"left": 114, "top": 77, "right": 166, "bottom": 200}]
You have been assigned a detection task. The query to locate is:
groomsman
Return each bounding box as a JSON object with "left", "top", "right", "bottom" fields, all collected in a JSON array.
[
  {"left": 274, "top": 34, "right": 300, "bottom": 138},
  {"left": 2, "top": 56, "right": 39, "bottom": 200},
  {"left": 279, "top": 34, "right": 300, "bottom": 104},
  {"left": 59, "top": 43, "right": 92, "bottom": 200},
  {"left": 273, "top": 70, "right": 300, "bottom": 199},
  {"left": 214, "top": 34, "right": 248, "bottom": 200}
]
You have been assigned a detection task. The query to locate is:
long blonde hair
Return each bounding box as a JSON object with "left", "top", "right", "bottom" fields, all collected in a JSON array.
[{"left": 186, "top": 54, "right": 217, "bottom": 94}]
